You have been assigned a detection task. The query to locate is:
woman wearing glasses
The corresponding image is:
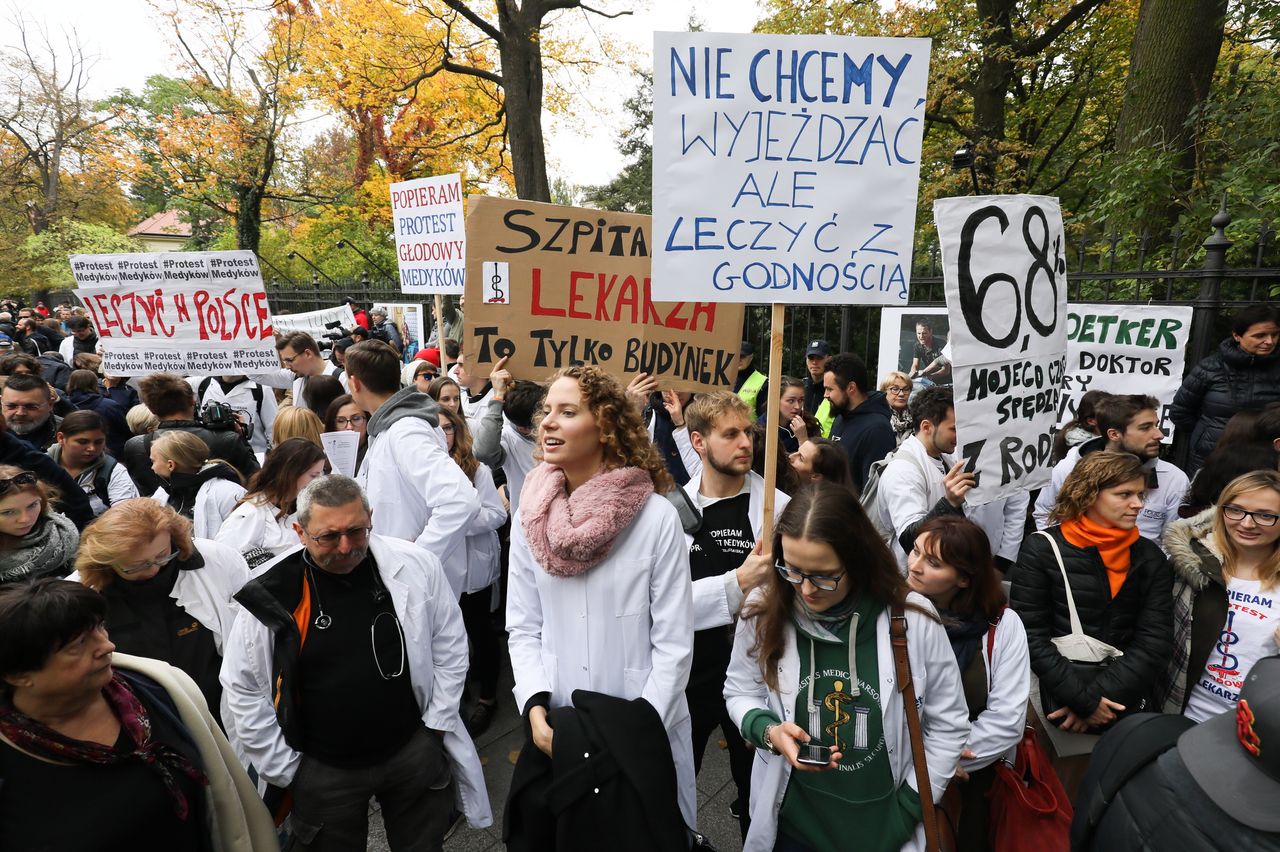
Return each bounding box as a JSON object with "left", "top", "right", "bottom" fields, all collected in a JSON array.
[
  {"left": 0, "top": 466, "right": 79, "bottom": 584},
  {"left": 1159, "top": 469, "right": 1280, "bottom": 720},
  {"left": 216, "top": 438, "right": 328, "bottom": 567},
  {"left": 324, "top": 394, "right": 370, "bottom": 470},
  {"left": 506, "top": 365, "right": 696, "bottom": 830},
  {"left": 879, "top": 372, "right": 914, "bottom": 446},
  {"left": 724, "top": 482, "right": 968, "bottom": 852},
  {"left": 73, "top": 498, "right": 250, "bottom": 723}
]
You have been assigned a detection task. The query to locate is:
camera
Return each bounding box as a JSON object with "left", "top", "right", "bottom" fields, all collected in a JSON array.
[{"left": 200, "top": 401, "right": 254, "bottom": 443}]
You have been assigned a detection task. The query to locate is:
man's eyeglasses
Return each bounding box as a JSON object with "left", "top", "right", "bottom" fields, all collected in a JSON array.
[
  {"left": 776, "top": 563, "right": 845, "bottom": 592},
  {"left": 335, "top": 415, "right": 366, "bottom": 427},
  {"left": 280, "top": 351, "right": 303, "bottom": 367},
  {"left": 124, "top": 550, "right": 180, "bottom": 574},
  {"left": 0, "top": 472, "right": 37, "bottom": 495},
  {"left": 1222, "top": 505, "right": 1280, "bottom": 527},
  {"left": 304, "top": 525, "right": 372, "bottom": 546}
]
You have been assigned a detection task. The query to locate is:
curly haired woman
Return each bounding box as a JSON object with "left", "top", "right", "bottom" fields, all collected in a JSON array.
[{"left": 505, "top": 365, "right": 696, "bottom": 846}]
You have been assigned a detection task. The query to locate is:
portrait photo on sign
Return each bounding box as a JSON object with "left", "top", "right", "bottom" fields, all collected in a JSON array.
[{"left": 900, "top": 313, "right": 952, "bottom": 386}]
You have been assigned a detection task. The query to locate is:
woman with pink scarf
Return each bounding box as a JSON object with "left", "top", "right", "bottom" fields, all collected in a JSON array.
[{"left": 505, "top": 365, "right": 697, "bottom": 834}]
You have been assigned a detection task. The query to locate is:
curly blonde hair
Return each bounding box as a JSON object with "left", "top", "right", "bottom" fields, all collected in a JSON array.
[
  {"left": 535, "top": 366, "right": 673, "bottom": 493},
  {"left": 1049, "top": 451, "right": 1147, "bottom": 523},
  {"left": 76, "top": 499, "right": 196, "bottom": 591}
]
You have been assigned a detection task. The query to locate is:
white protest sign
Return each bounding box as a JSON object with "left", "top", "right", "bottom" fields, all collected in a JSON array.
[
  {"left": 876, "top": 306, "right": 951, "bottom": 385},
  {"left": 321, "top": 430, "right": 360, "bottom": 478},
  {"left": 372, "top": 302, "right": 426, "bottom": 360},
  {"left": 936, "top": 194, "right": 1069, "bottom": 506},
  {"left": 390, "top": 174, "right": 465, "bottom": 294},
  {"left": 1062, "top": 304, "right": 1192, "bottom": 436},
  {"left": 651, "top": 32, "right": 931, "bottom": 304},
  {"left": 270, "top": 305, "right": 356, "bottom": 338},
  {"left": 70, "top": 251, "right": 279, "bottom": 375}
]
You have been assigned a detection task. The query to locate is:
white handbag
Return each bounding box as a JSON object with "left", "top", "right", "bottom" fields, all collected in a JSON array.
[{"left": 1036, "top": 531, "right": 1125, "bottom": 664}]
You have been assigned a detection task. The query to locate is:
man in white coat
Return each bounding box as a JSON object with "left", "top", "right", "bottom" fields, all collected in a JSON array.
[
  {"left": 249, "top": 330, "right": 348, "bottom": 411},
  {"left": 345, "top": 340, "right": 479, "bottom": 571},
  {"left": 878, "top": 387, "right": 976, "bottom": 572},
  {"left": 1033, "top": 393, "right": 1189, "bottom": 545},
  {"left": 220, "top": 475, "right": 492, "bottom": 845},
  {"left": 681, "top": 391, "right": 789, "bottom": 832}
]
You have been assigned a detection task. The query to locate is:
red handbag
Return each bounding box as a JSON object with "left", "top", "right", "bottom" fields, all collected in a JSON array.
[{"left": 987, "top": 725, "right": 1072, "bottom": 852}]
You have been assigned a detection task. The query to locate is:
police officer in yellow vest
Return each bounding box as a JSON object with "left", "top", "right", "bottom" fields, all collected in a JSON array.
[
  {"left": 802, "top": 339, "right": 835, "bottom": 437},
  {"left": 734, "top": 340, "right": 769, "bottom": 417}
]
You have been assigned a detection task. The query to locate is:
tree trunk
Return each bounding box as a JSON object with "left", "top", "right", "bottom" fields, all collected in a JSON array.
[
  {"left": 1115, "top": 0, "right": 1228, "bottom": 206},
  {"left": 497, "top": 4, "right": 551, "bottom": 202},
  {"left": 971, "top": 0, "right": 1016, "bottom": 189}
]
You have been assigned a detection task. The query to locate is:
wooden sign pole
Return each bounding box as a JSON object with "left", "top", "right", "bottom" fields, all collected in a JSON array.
[
  {"left": 760, "top": 303, "right": 786, "bottom": 544},
  {"left": 433, "top": 293, "right": 445, "bottom": 347}
]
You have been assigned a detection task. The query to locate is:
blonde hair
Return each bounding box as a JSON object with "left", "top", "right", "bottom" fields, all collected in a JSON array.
[
  {"left": 1212, "top": 470, "right": 1280, "bottom": 591},
  {"left": 126, "top": 404, "right": 159, "bottom": 435},
  {"left": 272, "top": 405, "right": 324, "bottom": 447},
  {"left": 880, "top": 371, "right": 912, "bottom": 390},
  {"left": 151, "top": 431, "right": 211, "bottom": 475},
  {"left": 685, "top": 390, "right": 751, "bottom": 439},
  {"left": 535, "top": 366, "right": 673, "bottom": 493},
  {"left": 1050, "top": 451, "right": 1147, "bottom": 523},
  {"left": 76, "top": 499, "right": 196, "bottom": 591}
]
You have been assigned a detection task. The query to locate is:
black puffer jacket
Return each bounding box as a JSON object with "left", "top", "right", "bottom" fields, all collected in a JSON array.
[
  {"left": 1010, "top": 526, "right": 1173, "bottom": 717},
  {"left": 1170, "top": 338, "right": 1280, "bottom": 473},
  {"left": 122, "top": 421, "right": 260, "bottom": 496}
]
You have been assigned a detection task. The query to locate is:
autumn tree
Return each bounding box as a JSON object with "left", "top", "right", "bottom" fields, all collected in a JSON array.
[
  {"left": 398, "top": 0, "right": 633, "bottom": 202},
  {"left": 140, "top": 1, "right": 317, "bottom": 253},
  {"left": 0, "top": 16, "right": 123, "bottom": 235}
]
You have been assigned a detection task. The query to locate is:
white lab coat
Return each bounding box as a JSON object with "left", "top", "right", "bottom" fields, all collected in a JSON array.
[
  {"left": 356, "top": 407, "right": 480, "bottom": 570},
  {"left": 153, "top": 478, "right": 247, "bottom": 539},
  {"left": 1033, "top": 444, "right": 1190, "bottom": 546},
  {"left": 681, "top": 470, "right": 790, "bottom": 630},
  {"left": 450, "top": 462, "right": 506, "bottom": 598},
  {"left": 965, "top": 495, "right": 1028, "bottom": 564},
  {"left": 880, "top": 435, "right": 951, "bottom": 571},
  {"left": 506, "top": 492, "right": 698, "bottom": 827},
  {"left": 188, "top": 376, "right": 278, "bottom": 455},
  {"left": 219, "top": 536, "right": 493, "bottom": 828},
  {"left": 215, "top": 498, "right": 297, "bottom": 557},
  {"left": 249, "top": 362, "right": 347, "bottom": 412},
  {"left": 724, "top": 591, "right": 969, "bottom": 852},
  {"left": 960, "top": 609, "right": 1031, "bottom": 772}
]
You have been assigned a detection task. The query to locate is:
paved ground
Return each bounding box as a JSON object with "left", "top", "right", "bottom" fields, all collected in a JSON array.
[{"left": 369, "top": 654, "right": 746, "bottom": 852}]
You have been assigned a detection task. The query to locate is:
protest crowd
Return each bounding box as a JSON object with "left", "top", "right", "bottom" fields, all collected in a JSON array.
[{"left": 0, "top": 289, "right": 1275, "bottom": 852}]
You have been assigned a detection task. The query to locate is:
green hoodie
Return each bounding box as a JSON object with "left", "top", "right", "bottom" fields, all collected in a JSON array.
[{"left": 744, "top": 596, "right": 920, "bottom": 851}]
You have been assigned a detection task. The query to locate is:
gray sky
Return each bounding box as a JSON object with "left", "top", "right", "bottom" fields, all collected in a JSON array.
[{"left": 4, "top": 0, "right": 761, "bottom": 189}]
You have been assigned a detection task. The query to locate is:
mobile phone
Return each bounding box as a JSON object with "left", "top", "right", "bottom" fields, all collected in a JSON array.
[
  {"left": 796, "top": 743, "right": 832, "bottom": 766},
  {"left": 960, "top": 455, "right": 982, "bottom": 488}
]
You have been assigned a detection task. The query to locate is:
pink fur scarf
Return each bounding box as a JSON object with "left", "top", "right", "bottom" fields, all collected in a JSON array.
[{"left": 519, "top": 463, "right": 654, "bottom": 577}]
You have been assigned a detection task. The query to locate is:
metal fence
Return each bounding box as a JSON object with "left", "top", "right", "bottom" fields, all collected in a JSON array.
[{"left": 262, "top": 201, "right": 1279, "bottom": 377}]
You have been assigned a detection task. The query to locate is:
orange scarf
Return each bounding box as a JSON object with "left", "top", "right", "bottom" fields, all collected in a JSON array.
[{"left": 1060, "top": 515, "right": 1140, "bottom": 597}]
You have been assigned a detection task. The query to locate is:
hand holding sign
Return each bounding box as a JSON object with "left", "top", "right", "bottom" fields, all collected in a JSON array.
[{"left": 943, "top": 460, "right": 977, "bottom": 508}]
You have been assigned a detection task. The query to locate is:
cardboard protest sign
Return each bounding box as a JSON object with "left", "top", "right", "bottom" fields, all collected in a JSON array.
[
  {"left": 1062, "top": 304, "right": 1192, "bottom": 436},
  {"left": 70, "top": 251, "right": 279, "bottom": 375},
  {"left": 464, "top": 196, "right": 744, "bottom": 392},
  {"left": 651, "top": 32, "right": 931, "bottom": 305},
  {"left": 936, "top": 195, "right": 1069, "bottom": 506},
  {"left": 390, "top": 174, "right": 465, "bottom": 294},
  {"left": 270, "top": 304, "right": 356, "bottom": 339},
  {"left": 372, "top": 302, "right": 425, "bottom": 361}
]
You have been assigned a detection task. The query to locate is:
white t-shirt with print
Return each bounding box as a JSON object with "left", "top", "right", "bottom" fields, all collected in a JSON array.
[{"left": 1185, "top": 577, "right": 1280, "bottom": 722}]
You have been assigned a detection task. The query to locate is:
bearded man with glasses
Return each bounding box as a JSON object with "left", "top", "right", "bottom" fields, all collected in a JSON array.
[{"left": 221, "top": 474, "right": 492, "bottom": 848}]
